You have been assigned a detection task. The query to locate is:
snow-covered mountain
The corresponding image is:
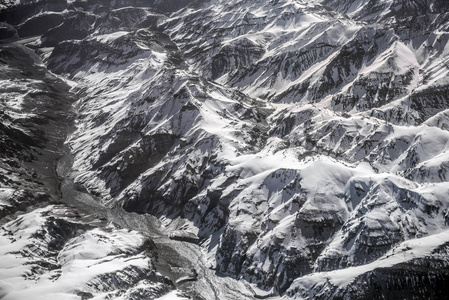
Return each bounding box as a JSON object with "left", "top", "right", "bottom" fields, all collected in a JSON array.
[{"left": 1, "top": 0, "right": 449, "bottom": 299}]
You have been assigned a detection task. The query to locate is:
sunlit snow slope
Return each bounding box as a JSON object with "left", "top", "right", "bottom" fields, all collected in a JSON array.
[{"left": 2, "top": 0, "right": 449, "bottom": 299}]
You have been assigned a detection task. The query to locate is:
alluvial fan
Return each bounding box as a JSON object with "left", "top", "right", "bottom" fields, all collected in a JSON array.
[{"left": 1, "top": 0, "right": 449, "bottom": 299}]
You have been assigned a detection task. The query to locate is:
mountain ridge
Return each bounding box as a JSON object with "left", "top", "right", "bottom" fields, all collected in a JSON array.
[{"left": 1, "top": 0, "right": 449, "bottom": 299}]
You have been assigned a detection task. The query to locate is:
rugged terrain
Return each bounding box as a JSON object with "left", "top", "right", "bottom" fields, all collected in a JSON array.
[{"left": 1, "top": 0, "right": 449, "bottom": 299}]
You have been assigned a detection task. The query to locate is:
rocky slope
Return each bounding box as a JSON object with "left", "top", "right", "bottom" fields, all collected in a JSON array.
[
  {"left": 0, "top": 34, "right": 183, "bottom": 300},
  {"left": 1, "top": 0, "right": 449, "bottom": 299}
]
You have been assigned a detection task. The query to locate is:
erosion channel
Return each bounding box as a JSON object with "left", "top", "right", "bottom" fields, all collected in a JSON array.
[{"left": 0, "top": 39, "right": 255, "bottom": 300}]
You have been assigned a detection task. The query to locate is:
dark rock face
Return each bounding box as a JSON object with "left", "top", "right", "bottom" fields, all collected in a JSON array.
[
  {"left": 288, "top": 242, "right": 449, "bottom": 300},
  {"left": 17, "top": 12, "right": 65, "bottom": 38},
  {"left": 0, "top": 0, "right": 67, "bottom": 25},
  {"left": 0, "top": 43, "right": 75, "bottom": 205},
  {"left": 0, "top": 22, "right": 17, "bottom": 39},
  {"left": 41, "top": 12, "right": 96, "bottom": 47},
  {"left": 211, "top": 38, "right": 265, "bottom": 80}
]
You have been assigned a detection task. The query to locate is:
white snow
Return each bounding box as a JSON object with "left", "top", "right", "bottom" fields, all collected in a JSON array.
[
  {"left": 3, "top": 0, "right": 448, "bottom": 299},
  {"left": 287, "top": 230, "right": 449, "bottom": 293},
  {"left": 0, "top": 206, "right": 156, "bottom": 300},
  {"left": 157, "top": 291, "right": 189, "bottom": 300}
]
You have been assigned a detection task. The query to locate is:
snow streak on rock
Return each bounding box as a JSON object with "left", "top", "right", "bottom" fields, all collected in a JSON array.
[{"left": 0, "top": 205, "right": 173, "bottom": 300}]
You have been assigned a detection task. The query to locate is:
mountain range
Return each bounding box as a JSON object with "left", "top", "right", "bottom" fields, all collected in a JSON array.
[{"left": 1, "top": 0, "right": 449, "bottom": 299}]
